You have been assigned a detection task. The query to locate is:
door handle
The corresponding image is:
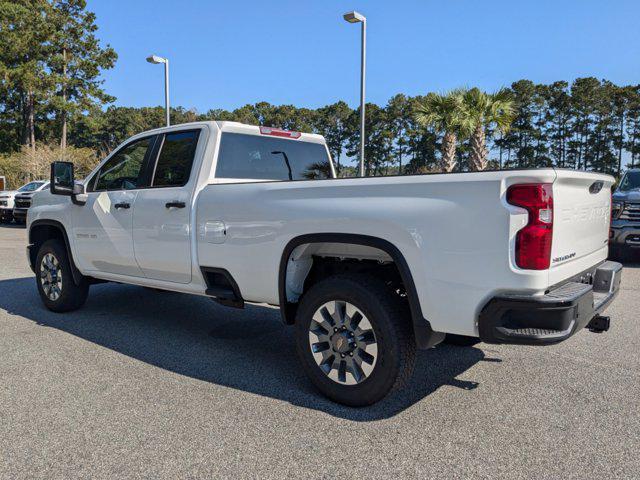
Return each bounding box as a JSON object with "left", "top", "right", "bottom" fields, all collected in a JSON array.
[
  {"left": 114, "top": 202, "right": 130, "bottom": 210},
  {"left": 165, "top": 201, "right": 186, "bottom": 209}
]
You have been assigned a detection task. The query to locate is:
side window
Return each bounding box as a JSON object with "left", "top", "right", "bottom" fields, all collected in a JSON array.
[
  {"left": 216, "top": 133, "right": 332, "bottom": 181},
  {"left": 93, "top": 137, "right": 152, "bottom": 191},
  {"left": 152, "top": 130, "right": 199, "bottom": 187}
]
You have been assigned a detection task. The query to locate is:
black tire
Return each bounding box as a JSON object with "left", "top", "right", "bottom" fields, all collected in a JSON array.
[
  {"left": 35, "top": 239, "right": 89, "bottom": 312},
  {"left": 294, "top": 274, "right": 416, "bottom": 407},
  {"left": 443, "top": 334, "right": 481, "bottom": 347}
]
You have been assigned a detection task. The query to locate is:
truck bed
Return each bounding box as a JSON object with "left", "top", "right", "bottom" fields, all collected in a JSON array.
[{"left": 196, "top": 167, "right": 613, "bottom": 337}]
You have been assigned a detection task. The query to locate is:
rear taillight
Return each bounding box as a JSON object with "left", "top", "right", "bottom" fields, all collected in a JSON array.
[
  {"left": 259, "top": 126, "right": 301, "bottom": 139},
  {"left": 507, "top": 183, "right": 553, "bottom": 270}
]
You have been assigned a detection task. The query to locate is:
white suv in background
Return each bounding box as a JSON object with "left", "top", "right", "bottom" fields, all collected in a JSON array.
[{"left": 0, "top": 180, "right": 49, "bottom": 224}]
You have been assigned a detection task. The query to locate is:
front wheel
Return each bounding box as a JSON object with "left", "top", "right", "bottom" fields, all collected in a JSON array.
[
  {"left": 295, "top": 274, "right": 415, "bottom": 406},
  {"left": 35, "top": 239, "right": 89, "bottom": 312}
]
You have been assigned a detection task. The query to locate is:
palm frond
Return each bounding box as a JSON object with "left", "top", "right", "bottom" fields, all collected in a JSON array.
[
  {"left": 489, "top": 88, "right": 516, "bottom": 133},
  {"left": 413, "top": 89, "right": 469, "bottom": 134}
]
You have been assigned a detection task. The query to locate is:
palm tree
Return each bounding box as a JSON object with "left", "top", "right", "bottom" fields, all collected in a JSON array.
[
  {"left": 462, "top": 88, "right": 515, "bottom": 171},
  {"left": 414, "top": 89, "right": 470, "bottom": 172}
]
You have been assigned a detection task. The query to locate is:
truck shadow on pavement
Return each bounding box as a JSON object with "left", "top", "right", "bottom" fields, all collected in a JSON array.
[{"left": 0, "top": 276, "right": 487, "bottom": 421}]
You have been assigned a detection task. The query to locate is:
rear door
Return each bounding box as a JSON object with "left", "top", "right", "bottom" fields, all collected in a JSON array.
[
  {"left": 132, "top": 129, "right": 201, "bottom": 284},
  {"left": 549, "top": 170, "right": 614, "bottom": 283}
]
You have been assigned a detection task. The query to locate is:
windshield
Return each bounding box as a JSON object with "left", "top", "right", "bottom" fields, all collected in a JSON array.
[
  {"left": 18, "top": 181, "right": 45, "bottom": 192},
  {"left": 618, "top": 171, "right": 640, "bottom": 192}
]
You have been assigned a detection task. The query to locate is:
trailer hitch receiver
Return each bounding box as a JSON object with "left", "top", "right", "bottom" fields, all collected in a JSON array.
[{"left": 587, "top": 315, "right": 610, "bottom": 333}]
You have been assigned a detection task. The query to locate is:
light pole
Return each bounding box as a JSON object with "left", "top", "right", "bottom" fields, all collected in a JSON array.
[
  {"left": 146, "top": 55, "right": 170, "bottom": 127},
  {"left": 343, "top": 11, "right": 366, "bottom": 177}
]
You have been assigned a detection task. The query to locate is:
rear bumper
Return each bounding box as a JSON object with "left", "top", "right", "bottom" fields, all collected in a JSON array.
[{"left": 479, "top": 260, "right": 622, "bottom": 345}]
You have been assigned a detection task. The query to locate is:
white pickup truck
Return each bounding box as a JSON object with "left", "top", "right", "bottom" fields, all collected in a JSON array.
[
  {"left": 0, "top": 180, "right": 49, "bottom": 224},
  {"left": 27, "top": 121, "right": 622, "bottom": 406}
]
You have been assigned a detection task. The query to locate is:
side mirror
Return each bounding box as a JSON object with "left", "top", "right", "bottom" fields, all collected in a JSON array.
[
  {"left": 72, "top": 181, "right": 88, "bottom": 206},
  {"left": 50, "top": 161, "right": 75, "bottom": 196}
]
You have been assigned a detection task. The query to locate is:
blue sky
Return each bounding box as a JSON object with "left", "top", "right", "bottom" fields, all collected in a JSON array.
[{"left": 88, "top": 0, "right": 640, "bottom": 112}]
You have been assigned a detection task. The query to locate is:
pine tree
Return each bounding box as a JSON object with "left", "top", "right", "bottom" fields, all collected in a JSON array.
[
  {"left": 49, "top": 0, "right": 117, "bottom": 151},
  {"left": 0, "top": 0, "right": 53, "bottom": 149}
]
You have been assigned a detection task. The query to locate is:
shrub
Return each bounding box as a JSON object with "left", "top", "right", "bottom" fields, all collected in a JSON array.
[{"left": 0, "top": 144, "right": 100, "bottom": 190}]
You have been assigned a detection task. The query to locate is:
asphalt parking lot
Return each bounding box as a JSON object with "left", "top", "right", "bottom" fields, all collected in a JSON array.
[{"left": 0, "top": 224, "right": 639, "bottom": 479}]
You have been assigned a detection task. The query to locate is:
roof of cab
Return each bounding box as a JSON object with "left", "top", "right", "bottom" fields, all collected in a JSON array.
[
  {"left": 216, "top": 121, "right": 326, "bottom": 144},
  {"left": 121, "top": 120, "right": 326, "bottom": 145}
]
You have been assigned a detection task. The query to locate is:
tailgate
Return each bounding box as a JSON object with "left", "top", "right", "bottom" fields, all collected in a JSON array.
[{"left": 549, "top": 170, "right": 614, "bottom": 284}]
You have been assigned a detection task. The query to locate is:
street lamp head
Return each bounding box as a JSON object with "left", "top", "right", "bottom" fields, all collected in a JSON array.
[
  {"left": 146, "top": 55, "right": 167, "bottom": 64},
  {"left": 343, "top": 11, "right": 366, "bottom": 24}
]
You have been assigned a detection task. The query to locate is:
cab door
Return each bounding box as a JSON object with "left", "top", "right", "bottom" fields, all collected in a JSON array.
[
  {"left": 132, "top": 130, "right": 201, "bottom": 284},
  {"left": 72, "top": 136, "right": 156, "bottom": 277}
]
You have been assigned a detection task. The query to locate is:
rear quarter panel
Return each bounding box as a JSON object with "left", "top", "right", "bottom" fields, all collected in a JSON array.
[{"left": 196, "top": 169, "right": 558, "bottom": 336}]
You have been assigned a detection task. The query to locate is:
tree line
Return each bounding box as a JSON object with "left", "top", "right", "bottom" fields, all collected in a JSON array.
[
  {"left": 0, "top": 0, "right": 116, "bottom": 153},
  {"left": 1, "top": 1, "right": 640, "bottom": 187}
]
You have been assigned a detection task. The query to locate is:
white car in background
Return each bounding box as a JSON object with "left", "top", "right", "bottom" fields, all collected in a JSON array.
[{"left": 0, "top": 180, "right": 49, "bottom": 224}]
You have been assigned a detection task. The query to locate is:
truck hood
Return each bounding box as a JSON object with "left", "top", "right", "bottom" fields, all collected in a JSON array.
[
  {"left": 613, "top": 189, "right": 640, "bottom": 202},
  {"left": 0, "top": 190, "right": 17, "bottom": 198}
]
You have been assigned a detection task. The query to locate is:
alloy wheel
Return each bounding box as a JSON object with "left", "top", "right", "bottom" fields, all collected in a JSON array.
[
  {"left": 308, "top": 300, "right": 378, "bottom": 385},
  {"left": 40, "top": 253, "right": 63, "bottom": 301}
]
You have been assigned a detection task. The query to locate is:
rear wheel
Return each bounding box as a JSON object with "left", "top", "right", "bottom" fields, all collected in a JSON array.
[
  {"left": 36, "top": 239, "right": 89, "bottom": 312},
  {"left": 295, "top": 274, "right": 415, "bottom": 406}
]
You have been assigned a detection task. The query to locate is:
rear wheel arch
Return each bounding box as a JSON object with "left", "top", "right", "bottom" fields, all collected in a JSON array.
[
  {"left": 29, "top": 220, "right": 83, "bottom": 286},
  {"left": 277, "top": 233, "right": 444, "bottom": 349}
]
